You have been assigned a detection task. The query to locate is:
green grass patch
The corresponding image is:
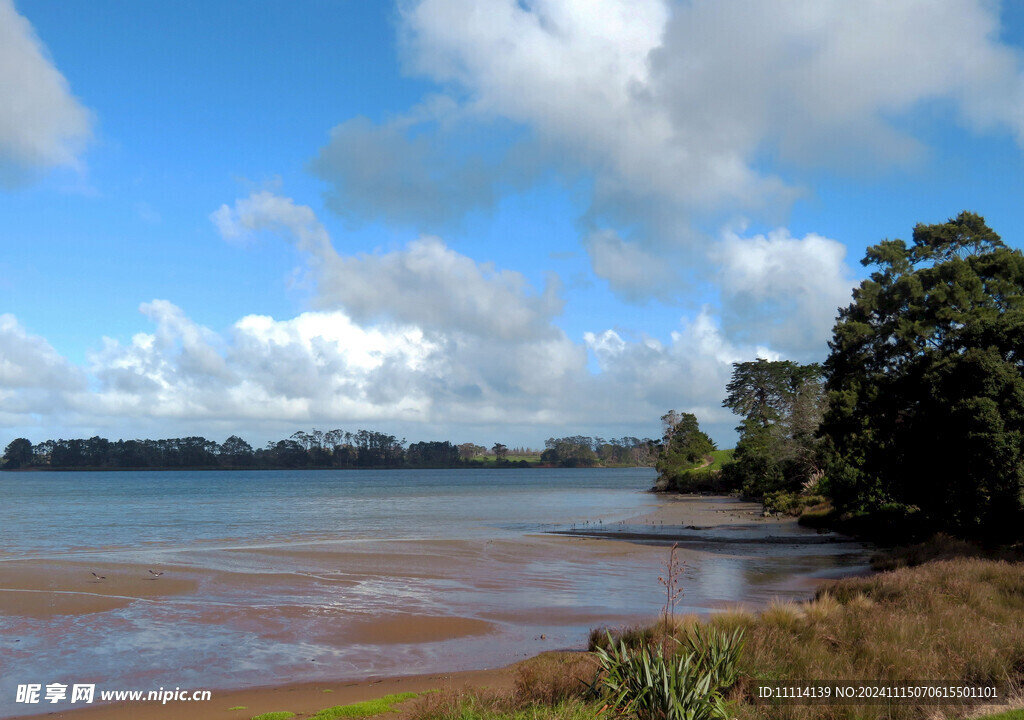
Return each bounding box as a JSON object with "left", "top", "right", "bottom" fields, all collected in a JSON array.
[
  {"left": 655, "top": 448, "right": 739, "bottom": 493},
  {"left": 979, "top": 710, "right": 1024, "bottom": 720},
  {"left": 762, "top": 490, "right": 828, "bottom": 516},
  {"left": 227, "top": 707, "right": 247, "bottom": 712},
  {"left": 705, "top": 448, "right": 735, "bottom": 471},
  {"left": 251, "top": 713, "right": 294, "bottom": 720},
  {"left": 409, "top": 696, "right": 602, "bottom": 720},
  {"left": 309, "top": 692, "right": 418, "bottom": 719}
]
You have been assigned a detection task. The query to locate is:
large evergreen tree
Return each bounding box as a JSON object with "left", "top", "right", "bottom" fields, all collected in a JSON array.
[
  {"left": 821, "top": 212, "right": 1024, "bottom": 540},
  {"left": 721, "top": 360, "right": 825, "bottom": 497}
]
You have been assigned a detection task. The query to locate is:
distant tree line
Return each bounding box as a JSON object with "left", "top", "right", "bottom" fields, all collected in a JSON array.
[
  {"left": 540, "top": 436, "right": 660, "bottom": 467},
  {"left": 2, "top": 429, "right": 658, "bottom": 471}
]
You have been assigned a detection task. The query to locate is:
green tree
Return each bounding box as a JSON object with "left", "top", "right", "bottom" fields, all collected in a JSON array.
[
  {"left": 491, "top": 443, "right": 509, "bottom": 463},
  {"left": 721, "top": 360, "right": 825, "bottom": 497},
  {"left": 542, "top": 436, "right": 598, "bottom": 467},
  {"left": 821, "top": 211, "right": 1024, "bottom": 540},
  {"left": 2, "top": 438, "right": 33, "bottom": 469},
  {"left": 654, "top": 412, "right": 716, "bottom": 489},
  {"left": 723, "top": 359, "right": 821, "bottom": 429},
  {"left": 220, "top": 435, "right": 255, "bottom": 467}
]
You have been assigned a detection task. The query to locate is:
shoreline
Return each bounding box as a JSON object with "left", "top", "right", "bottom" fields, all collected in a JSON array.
[{"left": 3, "top": 494, "right": 871, "bottom": 720}]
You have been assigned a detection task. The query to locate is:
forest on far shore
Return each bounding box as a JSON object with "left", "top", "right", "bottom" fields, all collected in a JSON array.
[{"left": 1, "top": 430, "right": 660, "bottom": 471}]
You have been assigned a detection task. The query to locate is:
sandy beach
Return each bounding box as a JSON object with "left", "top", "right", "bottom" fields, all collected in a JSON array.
[{"left": 2, "top": 493, "right": 869, "bottom": 720}]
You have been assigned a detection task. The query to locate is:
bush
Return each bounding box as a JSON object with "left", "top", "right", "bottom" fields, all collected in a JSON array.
[
  {"left": 591, "top": 625, "right": 745, "bottom": 720},
  {"left": 762, "top": 491, "right": 828, "bottom": 515},
  {"left": 593, "top": 634, "right": 728, "bottom": 720}
]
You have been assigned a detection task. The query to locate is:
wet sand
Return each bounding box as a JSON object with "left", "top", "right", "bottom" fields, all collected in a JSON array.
[
  {"left": 0, "top": 561, "right": 198, "bottom": 618},
  {"left": 556, "top": 493, "right": 848, "bottom": 545},
  {"left": 3, "top": 495, "right": 870, "bottom": 720}
]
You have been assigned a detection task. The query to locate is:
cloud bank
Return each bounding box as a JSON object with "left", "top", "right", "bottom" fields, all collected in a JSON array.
[{"left": 2, "top": 192, "right": 808, "bottom": 445}]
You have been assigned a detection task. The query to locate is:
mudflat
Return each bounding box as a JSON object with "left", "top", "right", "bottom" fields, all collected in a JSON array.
[{"left": 2, "top": 494, "right": 868, "bottom": 720}]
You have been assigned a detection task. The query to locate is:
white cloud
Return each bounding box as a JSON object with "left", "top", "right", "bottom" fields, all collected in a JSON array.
[
  {"left": 83, "top": 301, "right": 592, "bottom": 430},
  {"left": 0, "top": 0, "right": 92, "bottom": 186},
  {"left": 210, "top": 191, "right": 332, "bottom": 255},
  {"left": 585, "top": 307, "right": 778, "bottom": 427},
  {"left": 402, "top": 0, "right": 1024, "bottom": 190},
  {"left": 336, "top": 0, "right": 1024, "bottom": 299},
  {"left": 199, "top": 190, "right": 816, "bottom": 441},
  {"left": 81, "top": 302, "right": 760, "bottom": 439},
  {"left": 0, "top": 314, "right": 86, "bottom": 392},
  {"left": 714, "top": 228, "right": 855, "bottom": 357},
  {"left": 88, "top": 302, "right": 439, "bottom": 423},
  {"left": 213, "top": 191, "right": 565, "bottom": 341},
  {"left": 0, "top": 314, "right": 86, "bottom": 433},
  {"left": 650, "top": 0, "right": 1024, "bottom": 173},
  {"left": 583, "top": 229, "right": 680, "bottom": 302},
  {"left": 2, "top": 297, "right": 782, "bottom": 446}
]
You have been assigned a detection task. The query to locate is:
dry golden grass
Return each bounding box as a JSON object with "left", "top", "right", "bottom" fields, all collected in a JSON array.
[
  {"left": 405, "top": 652, "right": 601, "bottom": 720},
  {"left": 722, "top": 558, "right": 1024, "bottom": 719},
  {"left": 410, "top": 558, "right": 1024, "bottom": 720}
]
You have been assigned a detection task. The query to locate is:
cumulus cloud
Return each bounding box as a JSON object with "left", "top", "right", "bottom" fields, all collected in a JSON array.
[
  {"left": 308, "top": 0, "right": 1024, "bottom": 299},
  {"left": 0, "top": 314, "right": 86, "bottom": 392},
  {"left": 0, "top": 314, "right": 86, "bottom": 431},
  {"left": 585, "top": 307, "right": 778, "bottom": 425},
  {"left": 714, "top": 228, "right": 856, "bottom": 357},
  {"left": 2, "top": 297, "right": 778, "bottom": 445},
  {"left": 650, "top": 0, "right": 1024, "bottom": 172},
  {"left": 0, "top": 0, "right": 92, "bottom": 186},
  {"left": 78, "top": 303, "right": 753, "bottom": 439},
  {"left": 80, "top": 299, "right": 590, "bottom": 430},
  {"left": 213, "top": 191, "right": 564, "bottom": 341},
  {"left": 401, "top": 0, "right": 1024, "bottom": 191},
  {"left": 198, "top": 190, "right": 804, "bottom": 440},
  {"left": 89, "top": 304, "right": 440, "bottom": 423}
]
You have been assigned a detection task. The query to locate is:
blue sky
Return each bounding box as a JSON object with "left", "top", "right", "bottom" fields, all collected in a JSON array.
[{"left": 2, "top": 0, "right": 1024, "bottom": 450}]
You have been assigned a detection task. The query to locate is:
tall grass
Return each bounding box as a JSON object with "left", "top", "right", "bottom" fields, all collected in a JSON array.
[
  {"left": 409, "top": 558, "right": 1024, "bottom": 720},
  {"left": 408, "top": 653, "right": 601, "bottom": 720},
  {"left": 725, "top": 558, "right": 1024, "bottom": 719}
]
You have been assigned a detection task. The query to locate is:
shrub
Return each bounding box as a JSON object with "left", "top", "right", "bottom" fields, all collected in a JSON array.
[
  {"left": 593, "top": 634, "right": 728, "bottom": 720},
  {"left": 591, "top": 625, "right": 745, "bottom": 720}
]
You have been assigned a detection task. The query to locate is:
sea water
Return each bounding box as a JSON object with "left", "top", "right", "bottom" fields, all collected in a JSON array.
[{"left": 0, "top": 468, "right": 659, "bottom": 557}]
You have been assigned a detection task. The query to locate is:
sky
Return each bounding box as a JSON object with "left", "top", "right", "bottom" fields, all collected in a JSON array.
[{"left": 2, "top": 0, "right": 1024, "bottom": 451}]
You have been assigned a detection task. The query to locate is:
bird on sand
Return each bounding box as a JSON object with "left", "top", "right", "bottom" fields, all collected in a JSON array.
[
  {"left": 148, "top": 570, "right": 164, "bottom": 578},
  {"left": 91, "top": 572, "right": 106, "bottom": 580}
]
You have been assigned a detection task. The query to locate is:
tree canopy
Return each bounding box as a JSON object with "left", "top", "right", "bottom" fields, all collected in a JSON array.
[
  {"left": 821, "top": 211, "right": 1024, "bottom": 540},
  {"left": 654, "top": 411, "right": 716, "bottom": 489},
  {"left": 720, "top": 360, "right": 825, "bottom": 498}
]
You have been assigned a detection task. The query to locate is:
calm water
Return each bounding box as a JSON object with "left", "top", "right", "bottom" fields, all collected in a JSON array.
[
  {"left": 0, "top": 468, "right": 659, "bottom": 557},
  {"left": 0, "top": 469, "right": 867, "bottom": 718}
]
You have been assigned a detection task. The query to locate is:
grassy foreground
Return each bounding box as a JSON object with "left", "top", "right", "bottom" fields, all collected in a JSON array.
[{"left": 401, "top": 557, "right": 1024, "bottom": 720}]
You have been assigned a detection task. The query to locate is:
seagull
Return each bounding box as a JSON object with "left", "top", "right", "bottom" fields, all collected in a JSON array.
[
  {"left": 148, "top": 570, "right": 164, "bottom": 578},
  {"left": 91, "top": 572, "right": 106, "bottom": 581}
]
